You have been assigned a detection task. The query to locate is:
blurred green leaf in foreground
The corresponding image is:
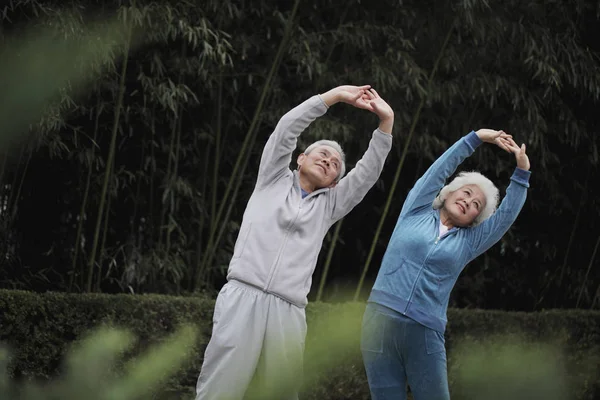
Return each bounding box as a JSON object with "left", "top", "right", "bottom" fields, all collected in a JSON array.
[
  {"left": 0, "top": 324, "right": 197, "bottom": 400},
  {"left": 0, "top": 8, "right": 137, "bottom": 149}
]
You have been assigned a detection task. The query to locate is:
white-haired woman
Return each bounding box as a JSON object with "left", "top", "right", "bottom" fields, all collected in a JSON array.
[{"left": 361, "top": 129, "right": 530, "bottom": 400}]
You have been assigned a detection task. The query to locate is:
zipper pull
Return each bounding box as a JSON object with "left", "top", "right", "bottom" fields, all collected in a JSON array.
[{"left": 435, "top": 236, "right": 440, "bottom": 244}]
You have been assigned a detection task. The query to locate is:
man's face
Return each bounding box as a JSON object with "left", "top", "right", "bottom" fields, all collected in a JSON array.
[
  {"left": 297, "top": 145, "right": 342, "bottom": 189},
  {"left": 443, "top": 184, "right": 487, "bottom": 227}
]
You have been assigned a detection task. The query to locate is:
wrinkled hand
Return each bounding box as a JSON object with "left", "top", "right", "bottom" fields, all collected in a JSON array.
[
  {"left": 320, "top": 85, "right": 372, "bottom": 109},
  {"left": 336, "top": 85, "right": 373, "bottom": 109},
  {"left": 320, "top": 85, "right": 394, "bottom": 133},
  {"left": 475, "top": 128, "right": 512, "bottom": 145},
  {"left": 501, "top": 136, "right": 530, "bottom": 171},
  {"left": 361, "top": 88, "right": 394, "bottom": 122}
]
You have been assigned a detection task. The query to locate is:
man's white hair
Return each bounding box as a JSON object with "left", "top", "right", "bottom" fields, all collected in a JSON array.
[
  {"left": 303, "top": 140, "right": 346, "bottom": 182},
  {"left": 432, "top": 171, "right": 499, "bottom": 226}
]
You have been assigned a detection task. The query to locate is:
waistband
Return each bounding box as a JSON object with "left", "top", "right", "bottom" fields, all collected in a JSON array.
[{"left": 227, "top": 279, "right": 304, "bottom": 309}]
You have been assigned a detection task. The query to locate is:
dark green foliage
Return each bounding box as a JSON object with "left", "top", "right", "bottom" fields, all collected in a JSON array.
[
  {"left": 1, "top": 290, "right": 599, "bottom": 399},
  {"left": 0, "top": 289, "right": 213, "bottom": 396},
  {"left": 0, "top": 0, "right": 598, "bottom": 308},
  {"left": 0, "top": 323, "right": 199, "bottom": 400}
]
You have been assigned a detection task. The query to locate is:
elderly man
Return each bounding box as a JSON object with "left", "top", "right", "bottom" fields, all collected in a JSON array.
[{"left": 196, "top": 85, "right": 394, "bottom": 400}]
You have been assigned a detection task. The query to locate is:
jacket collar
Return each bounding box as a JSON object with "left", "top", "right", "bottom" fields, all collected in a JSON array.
[
  {"left": 434, "top": 207, "right": 461, "bottom": 234},
  {"left": 293, "top": 170, "right": 330, "bottom": 199}
]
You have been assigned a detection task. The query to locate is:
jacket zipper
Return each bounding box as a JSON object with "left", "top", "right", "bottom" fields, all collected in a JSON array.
[
  {"left": 404, "top": 228, "right": 458, "bottom": 311},
  {"left": 263, "top": 178, "right": 327, "bottom": 292},
  {"left": 263, "top": 197, "right": 304, "bottom": 292}
]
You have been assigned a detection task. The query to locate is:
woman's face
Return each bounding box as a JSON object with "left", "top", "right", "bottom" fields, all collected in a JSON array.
[{"left": 443, "top": 184, "right": 487, "bottom": 227}]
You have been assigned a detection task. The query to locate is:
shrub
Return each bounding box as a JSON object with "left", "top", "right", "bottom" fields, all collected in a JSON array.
[{"left": 1, "top": 290, "right": 599, "bottom": 399}]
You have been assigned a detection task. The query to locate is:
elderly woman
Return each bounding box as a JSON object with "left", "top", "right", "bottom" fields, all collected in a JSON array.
[{"left": 361, "top": 129, "right": 530, "bottom": 400}]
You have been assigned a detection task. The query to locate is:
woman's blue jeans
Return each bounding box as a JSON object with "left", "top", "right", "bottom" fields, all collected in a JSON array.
[{"left": 360, "top": 303, "right": 450, "bottom": 400}]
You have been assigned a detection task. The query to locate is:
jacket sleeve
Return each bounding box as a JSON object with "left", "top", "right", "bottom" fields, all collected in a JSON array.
[
  {"left": 327, "top": 129, "right": 393, "bottom": 221},
  {"left": 467, "top": 168, "right": 531, "bottom": 259},
  {"left": 399, "top": 131, "right": 483, "bottom": 218},
  {"left": 256, "top": 95, "right": 329, "bottom": 188}
]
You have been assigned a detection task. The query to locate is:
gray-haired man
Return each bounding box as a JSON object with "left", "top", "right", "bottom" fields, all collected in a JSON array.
[{"left": 195, "top": 85, "right": 394, "bottom": 400}]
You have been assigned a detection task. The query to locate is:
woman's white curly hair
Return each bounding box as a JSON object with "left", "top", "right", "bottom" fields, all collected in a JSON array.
[
  {"left": 302, "top": 140, "right": 346, "bottom": 182},
  {"left": 432, "top": 171, "right": 499, "bottom": 226}
]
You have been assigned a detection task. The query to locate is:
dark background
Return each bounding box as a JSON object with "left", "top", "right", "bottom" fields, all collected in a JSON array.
[{"left": 0, "top": 0, "right": 598, "bottom": 312}]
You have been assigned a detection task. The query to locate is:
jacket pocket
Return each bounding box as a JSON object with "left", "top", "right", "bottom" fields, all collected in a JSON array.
[
  {"left": 383, "top": 258, "right": 405, "bottom": 276},
  {"left": 425, "top": 329, "right": 446, "bottom": 355},
  {"left": 360, "top": 307, "right": 386, "bottom": 354},
  {"left": 231, "top": 222, "right": 252, "bottom": 260}
]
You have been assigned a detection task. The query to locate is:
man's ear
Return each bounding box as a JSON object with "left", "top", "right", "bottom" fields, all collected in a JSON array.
[{"left": 297, "top": 153, "right": 306, "bottom": 169}]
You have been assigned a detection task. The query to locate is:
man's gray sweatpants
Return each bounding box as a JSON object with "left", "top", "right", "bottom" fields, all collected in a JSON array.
[{"left": 195, "top": 280, "right": 307, "bottom": 400}]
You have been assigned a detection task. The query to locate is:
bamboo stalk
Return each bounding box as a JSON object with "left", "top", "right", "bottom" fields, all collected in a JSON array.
[
  {"left": 354, "top": 20, "right": 456, "bottom": 300},
  {"left": 575, "top": 234, "right": 600, "bottom": 308},
  {"left": 0, "top": 152, "right": 7, "bottom": 219},
  {"left": 192, "top": 73, "right": 223, "bottom": 291},
  {"left": 0, "top": 151, "right": 7, "bottom": 191},
  {"left": 166, "top": 111, "right": 183, "bottom": 255},
  {"left": 149, "top": 114, "right": 156, "bottom": 237},
  {"left": 535, "top": 167, "right": 590, "bottom": 308},
  {"left": 316, "top": 219, "right": 344, "bottom": 302},
  {"left": 192, "top": 142, "right": 212, "bottom": 291},
  {"left": 157, "top": 116, "right": 178, "bottom": 253},
  {"left": 9, "top": 148, "right": 32, "bottom": 222},
  {"left": 195, "top": 0, "right": 302, "bottom": 288},
  {"left": 312, "top": 8, "right": 350, "bottom": 301},
  {"left": 559, "top": 168, "right": 589, "bottom": 282},
  {"left": 216, "top": 89, "right": 241, "bottom": 163},
  {"left": 5, "top": 145, "right": 25, "bottom": 218},
  {"left": 129, "top": 127, "right": 145, "bottom": 241},
  {"left": 211, "top": 71, "right": 223, "bottom": 229},
  {"left": 69, "top": 102, "right": 102, "bottom": 292},
  {"left": 202, "top": 125, "right": 259, "bottom": 285},
  {"left": 96, "top": 174, "right": 114, "bottom": 292},
  {"left": 86, "top": 23, "right": 132, "bottom": 292}
]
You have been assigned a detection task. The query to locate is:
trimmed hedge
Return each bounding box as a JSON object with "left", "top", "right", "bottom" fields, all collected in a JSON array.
[{"left": 0, "top": 289, "right": 599, "bottom": 399}]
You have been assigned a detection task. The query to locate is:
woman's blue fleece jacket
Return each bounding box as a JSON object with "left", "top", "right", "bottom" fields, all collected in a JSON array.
[{"left": 368, "top": 131, "right": 531, "bottom": 333}]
